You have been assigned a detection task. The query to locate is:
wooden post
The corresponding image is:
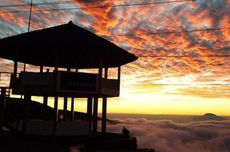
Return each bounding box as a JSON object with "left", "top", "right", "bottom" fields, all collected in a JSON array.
[
  {"left": 0, "top": 88, "right": 6, "bottom": 133},
  {"left": 102, "top": 97, "right": 107, "bottom": 134},
  {"left": 87, "top": 97, "right": 92, "bottom": 132},
  {"left": 71, "top": 97, "right": 74, "bottom": 121},
  {"left": 63, "top": 68, "right": 71, "bottom": 121},
  {"left": 93, "top": 97, "right": 98, "bottom": 134},
  {"left": 40, "top": 65, "right": 43, "bottom": 73},
  {"left": 53, "top": 66, "right": 58, "bottom": 136},
  {"left": 23, "top": 63, "right": 26, "bottom": 72},
  {"left": 13, "top": 61, "right": 18, "bottom": 76},
  {"left": 102, "top": 68, "right": 108, "bottom": 134},
  {"left": 118, "top": 66, "right": 121, "bottom": 95},
  {"left": 23, "top": 94, "right": 31, "bottom": 134},
  {"left": 98, "top": 60, "right": 103, "bottom": 93},
  {"left": 43, "top": 97, "right": 48, "bottom": 106},
  {"left": 53, "top": 96, "right": 58, "bottom": 136},
  {"left": 43, "top": 96, "right": 48, "bottom": 120},
  {"left": 63, "top": 97, "right": 68, "bottom": 121}
]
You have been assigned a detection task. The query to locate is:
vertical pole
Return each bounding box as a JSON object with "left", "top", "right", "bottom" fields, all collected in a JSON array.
[
  {"left": 63, "top": 68, "right": 70, "bottom": 121},
  {"left": 0, "top": 88, "right": 6, "bottom": 133},
  {"left": 23, "top": 63, "right": 26, "bottom": 72},
  {"left": 43, "top": 96, "right": 48, "bottom": 120},
  {"left": 53, "top": 66, "right": 58, "bottom": 136},
  {"left": 87, "top": 97, "right": 92, "bottom": 133},
  {"left": 98, "top": 60, "right": 103, "bottom": 93},
  {"left": 23, "top": 94, "right": 31, "bottom": 134},
  {"left": 40, "top": 65, "right": 48, "bottom": 119},
  {"left": 40, "top": 65, "right": 43, "bottom": 73},
  {"left": 13, "top": 61, "right": 18, "bottom": 77},
  {"left": 102, "top": 68, "right": 108, "bottom": 134},
  {"left": 28, "top": 0, "right": 33, "bottom": 32},
  {"left": 71, "top": 97, "right": 74, "bottom": 121},
  {"left": 93, "top": 97, "right": 98, "bottom": 134},
  {"left": 63, "top": 97, "right": 68, "bottom": 121},
  {"left": 43, "top": 96, "right": 47, "bottom": 107},
  {"left": 53, "top": 96, "right": 58, "bottom": 136},
  {"left": 118, "top": 66, "right": 121, "bottom": 95},
  {"left": 102, "top": 98, "right": 107, "bottom": 134}
]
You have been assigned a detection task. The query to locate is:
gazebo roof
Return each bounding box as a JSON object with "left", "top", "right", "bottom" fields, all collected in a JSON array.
[{"left": 0, "top": 21, "right": 137, "bottom": 68}]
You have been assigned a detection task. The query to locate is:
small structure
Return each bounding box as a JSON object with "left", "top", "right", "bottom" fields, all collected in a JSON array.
[{"left": 0, "top": 21, "right": 137, "bottom": 137}]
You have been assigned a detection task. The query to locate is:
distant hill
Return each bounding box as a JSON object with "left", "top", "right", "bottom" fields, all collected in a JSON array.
[
  {"left": 193, "top": 113, "right": 225, "bottom": 121},
  {"left": 5, "top": 97, "right": 93, "bottom": 122}
]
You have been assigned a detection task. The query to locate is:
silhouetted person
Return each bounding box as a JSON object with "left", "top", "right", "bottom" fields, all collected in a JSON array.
[{"left": 122, "top": 127, "right": 130, "bottom": 138}]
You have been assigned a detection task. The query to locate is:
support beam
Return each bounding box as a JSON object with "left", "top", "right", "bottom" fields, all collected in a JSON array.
[
  {"left": 71, "top": 97, "right": 74, "bottom": 121},
  {"left": 102, "top": 67, "right": 108, "bottom": 134},
  {"left": 53, "top": 96, "right": 58, "bottom": 136},
  {"left": 23, "top": 94, "right": 31, "bottom": 133},
  {"left": 102, "top": 97, "right": 107, "bottom": 134},
  {"left": 93, "top": 97, "right": 98, "bottom": 134},
  {"left": 0, "top": 88, "right": 6, "bottom": 133},
  {"left": 43, "top": 96, "right": 48, "bottom": 120},
  {"left": 63, "top": 97, "right": 68, "bottom": 121},
  {"left": 64, "top": 67, "right": 70, "bottom": 121},
  {"left": 118, "top": 66, "right": 121, "bottom": 95},
  {"left": 40, "top": 65, "right": 43, "bottom": 73},
  {"left": 13, "top": 61, "right": 18, "bottom": 77},
  {"left": 23, "top": 63, "right": 26, "bottom": 72},
  {"left": 53, "top": 65, "right": 58, "bottom": 136},
  {"left": 98, "top": 59, "right": 103, "bottom": 92},
  {"left": 87, "top": 97, "right": 92, "bottom": 132}
]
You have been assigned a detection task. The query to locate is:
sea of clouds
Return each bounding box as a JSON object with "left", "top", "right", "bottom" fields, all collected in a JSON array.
[{"left": 107, "top": 118, "right": 230, "bottom": 152}]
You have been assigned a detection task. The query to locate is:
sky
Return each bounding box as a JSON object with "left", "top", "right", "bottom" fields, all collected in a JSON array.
[{"left": 0, "top": 0, "right": 229, "bottom": 115}]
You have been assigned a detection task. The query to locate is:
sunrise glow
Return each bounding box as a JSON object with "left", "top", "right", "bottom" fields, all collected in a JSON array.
[{"left": 0, "top": 0, "right": 230, "bottom": 115}]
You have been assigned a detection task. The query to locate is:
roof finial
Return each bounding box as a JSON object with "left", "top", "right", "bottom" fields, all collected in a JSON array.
[{"left": 68, "top": 21, "right": 73, "bottom": 25}]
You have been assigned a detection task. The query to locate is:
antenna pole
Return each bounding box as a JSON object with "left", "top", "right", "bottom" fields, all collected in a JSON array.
[{"left": 28, "top": 0, "right": 33, "bottom": 32}]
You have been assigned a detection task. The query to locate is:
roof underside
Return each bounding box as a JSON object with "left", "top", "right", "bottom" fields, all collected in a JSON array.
[{"left": 0, "top": 21, "right": 137, "bottom": 68}]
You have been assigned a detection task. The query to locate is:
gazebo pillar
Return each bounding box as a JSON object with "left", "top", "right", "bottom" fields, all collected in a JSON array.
[
  {"left": 43, "top": 96, "right": 48, "bottom": 120},
  {"left": 40, "top": 66, "right": 48, "bottom": 119},
  {"left": 53, "top": 66, "right": 58, "bottom": 136},
  {"left": 40, "top": 65, "right": 43, "bottom": 73},
  {"left": 63, "top": 97, "right": 68, "bottom": 121},
  {"left": 0, "top": 88, "right": 6, "bottom": 133},
  {"left": 23, "top": 94, "right": 31, "bottom": 133},
  {"left": 102, "top": 67, "right": 108, "bottom": 134},
  {"left": 63, "top": 68, "right": 71, "bottom": 121},
  {"left": 71, "top": 97, "right": 75, "bottom": 121},
  {"left": 118, "top": 67, "right": 121, "bottom": 94},
  {"left": 93, "top": 97, "right": 98, "bottom": 134},
  {"left": 53, "top": 96, "right": 58, "bottom": 136},
  {"left": 13, "top": 61, "right": 18, "bottom": 77},
  {"left": 87, "top": 97, "right": 92, "bottom": 132}
]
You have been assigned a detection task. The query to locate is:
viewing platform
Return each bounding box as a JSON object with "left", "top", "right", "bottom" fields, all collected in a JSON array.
[{"left": 0, "top": 21, "right": 140, "bottom": 152}]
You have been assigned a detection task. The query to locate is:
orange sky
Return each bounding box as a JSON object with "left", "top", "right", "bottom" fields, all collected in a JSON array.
[{"left": 0, "top": 0, "right": 230, "bottom": 115}]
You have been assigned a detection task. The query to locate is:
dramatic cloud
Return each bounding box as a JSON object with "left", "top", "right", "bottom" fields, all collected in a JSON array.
[
  {"left": 0, "top": 0, "right": 229, "bottom": 114},
  {"left": 107, "top": 118, "right": 230, "bottom": 152}
]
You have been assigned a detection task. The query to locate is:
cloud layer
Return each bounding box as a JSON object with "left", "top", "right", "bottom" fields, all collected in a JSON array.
[{"left": 107, "top": 119, "right": 230, "bottom": 152}]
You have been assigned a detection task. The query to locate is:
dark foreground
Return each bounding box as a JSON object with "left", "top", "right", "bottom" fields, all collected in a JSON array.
[{"left": 0, "top": 132, "right": 155, "bottom": 152}]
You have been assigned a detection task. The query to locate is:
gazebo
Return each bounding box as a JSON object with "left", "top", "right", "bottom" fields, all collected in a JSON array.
[{"left": 0, "top": 21, "right": 137, "bottom": 137}]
